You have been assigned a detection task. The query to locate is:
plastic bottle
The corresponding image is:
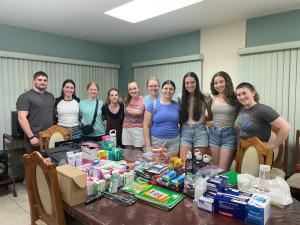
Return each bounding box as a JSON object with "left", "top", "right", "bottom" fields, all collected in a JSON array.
[
  {"left": 259, "top": 164, "right": 270, "bottom": 192},
  {"left": 194, "top": 152, "right": 203, "bottom": 173},
  {"left": 202, "top": 154, "right": 212, "bottom": 167},
  {"left": 109, "top": 170, "right": 120, "bottom": 193},
  {"left": 185, "top": 151, "right": 194, "bottom": 175},
  {"left": 109, "top": 129, "right": 117, "bottom": 148}
]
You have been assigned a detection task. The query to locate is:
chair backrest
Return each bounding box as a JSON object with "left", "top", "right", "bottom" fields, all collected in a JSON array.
[
  {"left": 270, "top": 125, "right": 289, "bottom": 174},
  {"left": 39, "top": 125, "right": 72, "bottom": 150},
  {"left": 293, "top": 130, "right": 300, "bottom": 173},
  {"left": 235, "top": 137, "right": 273, "bottom": 176},
  {"left": 23, "top": 151, "right": 66, "bottom": 225}
]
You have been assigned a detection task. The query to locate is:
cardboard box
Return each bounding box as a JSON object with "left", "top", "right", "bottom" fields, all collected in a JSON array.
[{"left": 56, "top": 164, "right": 87, "bottom": 206}]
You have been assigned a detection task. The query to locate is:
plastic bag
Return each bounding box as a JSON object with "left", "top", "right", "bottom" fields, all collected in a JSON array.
[
  {"left": 268, "top": 177, "right": 293, "bottom": 208},
  {"left": 237, "top": 173, "right": 255, "bottom": 191},
  {"left": 237, "top": 173, "right": 293, "bottom": 208}
]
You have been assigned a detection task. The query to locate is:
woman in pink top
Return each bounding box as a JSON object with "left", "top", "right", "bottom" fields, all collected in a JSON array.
[{"left": 122, "top": 80, "right": 145, "bottom": 150}]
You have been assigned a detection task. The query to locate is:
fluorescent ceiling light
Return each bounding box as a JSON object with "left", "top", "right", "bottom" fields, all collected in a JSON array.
[{"left": 105, "top": 0, "right": 204, "bottom": 23}]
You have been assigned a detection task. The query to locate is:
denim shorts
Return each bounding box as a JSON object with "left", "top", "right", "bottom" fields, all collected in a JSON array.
[
  {"left": 180, "top": 123, "right": 208, "bottom": 147},
  {"left": 209, "top": 124, "right": 237, "bottom": 150},
  {"left": 61, "top": 125, "right": 81, "bottom": 140}
]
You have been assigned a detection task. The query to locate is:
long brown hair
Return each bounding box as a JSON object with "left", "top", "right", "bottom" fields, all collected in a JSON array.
[
  {"left": 180, "top": 72, "right": 206, "bottom": 126},
  {"left": 105, "top": 88, "right": 123, "bottom": 105},
  {"left": 210, "top": 71, "right": 238, "bottom": 105}
]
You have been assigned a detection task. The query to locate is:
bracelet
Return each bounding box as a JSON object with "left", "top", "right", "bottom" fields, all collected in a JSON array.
[{"left": 29, "top": 135, "right": 37, "bottom": 140}]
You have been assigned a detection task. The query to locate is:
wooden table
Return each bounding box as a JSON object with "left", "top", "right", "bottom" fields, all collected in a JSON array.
[{"left": 64, "top": 195, "right": 300, "bottom": 225}]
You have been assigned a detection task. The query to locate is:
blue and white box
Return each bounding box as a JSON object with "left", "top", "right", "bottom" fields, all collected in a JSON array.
[
  {"left": 198, "top": 196, "right": 214, "bottom": 213},
  {"left": 246, "top": 194, "right": 271, "bottom": 225}
]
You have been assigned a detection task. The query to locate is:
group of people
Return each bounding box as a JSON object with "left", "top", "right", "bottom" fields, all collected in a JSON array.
[{"left": 16, "top": 70, "right": 290, "bottom": 171}]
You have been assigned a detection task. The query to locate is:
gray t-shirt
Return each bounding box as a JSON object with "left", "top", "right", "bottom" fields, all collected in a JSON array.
[
  {"left": 211, "top": 96, "right": 238, "bottom": 128},
  {"left": 234, "top": 103, "right": 279, "bottom": 142},
  {"left": 16, "top": 89, "right": 55, "bottom": 135}
]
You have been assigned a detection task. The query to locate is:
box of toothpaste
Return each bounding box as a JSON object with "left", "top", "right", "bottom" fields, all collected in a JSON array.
[
  {"left": 225, "top": 188, "right": 252, "bottom": 199},
  {"left": 204, "top": 190, "right": 217, "bottom": 199},
  {"left": 246, "top": 194, "right": 271, "bottom": 225},
  {"left": 198, "top": 196, "right": 214, "bottom": 213},
  {"left": 214, "top": 192, "right": 250, "bottom": 221},
  {"left": 206, "top": 176, "right": 228, "bottom": 192}
]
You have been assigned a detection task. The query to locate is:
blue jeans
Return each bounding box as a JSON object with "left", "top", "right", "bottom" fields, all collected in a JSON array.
[
  {"left": 180, "top": 123, "right": 208, "bottom": 147},
  {"left": 209, "top": 124, "right": 237, "bottom": 150},
  {"left": 62, "top": 125, "right": 82, "bottom": 140}
]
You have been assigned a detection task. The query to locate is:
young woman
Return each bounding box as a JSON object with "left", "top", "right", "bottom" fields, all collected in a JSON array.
[
  {"left": 144, "top": 80, "right": 180, "bottom": 157},
  {"left": 122, "top": 81, "right": 145, "bottom": 150},
  {"left": 179, "top": 72, "right": 212, "bottom": 160},
  {"left": 102, "top": 88, "right": 124, "bottom": 147},
  {"left": 79, "top": 81, "right": 105, "bottom": 141},
  {"left": 234, "top": 82, "right": 290, "bottom": 149},
  {"left": 144, "top": 76, "right": 160, "bottom": 107},
  {"left": 54, "top": 79, "right": 81, "bottom": 139},
  {"left": 209, "top": 71, "right": 239, "bottom": 171}
]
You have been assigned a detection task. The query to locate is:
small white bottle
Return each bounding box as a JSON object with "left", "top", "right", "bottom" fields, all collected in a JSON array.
[{"left": 109, "top": 129, "right": 117, "bottom": 148}]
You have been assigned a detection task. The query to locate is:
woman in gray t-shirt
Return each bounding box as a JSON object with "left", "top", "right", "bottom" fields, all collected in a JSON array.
[
  {"left": 234, "top": 82, "right": 290, "bottom": 149},
  {"left": 209, "top": 71, "right": 239, "bottom": 171}
]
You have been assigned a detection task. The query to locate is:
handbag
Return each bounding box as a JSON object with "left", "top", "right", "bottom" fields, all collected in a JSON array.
[{"left": 81, "top": 100, "right": 98, "bottom": 136}]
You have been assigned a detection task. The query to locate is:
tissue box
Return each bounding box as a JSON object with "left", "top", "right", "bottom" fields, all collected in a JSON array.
[{"left": 246, "top": 194, "right": 271, "bottom": 225}]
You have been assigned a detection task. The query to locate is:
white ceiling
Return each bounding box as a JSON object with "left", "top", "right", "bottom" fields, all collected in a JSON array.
[{"left": 0, "top": 0, "right": 300, "bottom": 46}]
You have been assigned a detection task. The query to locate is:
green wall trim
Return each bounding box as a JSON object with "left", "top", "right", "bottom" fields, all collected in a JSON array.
[
  {"left": 0, "top": 23, "right": 120, "bottom": 64},
  {"left": 119, "top": 30, "right": 200, "bottom": 96},
  {"left": 238, "top": 40, "right": 300, "bottom": 55},
  {"left": 246, "top": 9, "right": 300, "bottom": 47},
  {"left": 132, "top": 54, "right": 203, "bottom": 67},
  {"left": 0, "top": 23, "right": 200, "bottom": 97},
  {"left": 0, "top": 50, "right": 120, "bottom": 68}
]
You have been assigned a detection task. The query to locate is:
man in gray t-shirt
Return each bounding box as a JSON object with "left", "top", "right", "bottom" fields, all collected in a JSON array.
[{"left": 16, "top": 71, "right": 54, "bottom": 152}]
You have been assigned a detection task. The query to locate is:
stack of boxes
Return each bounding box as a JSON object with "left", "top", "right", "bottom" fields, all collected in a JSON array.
[{"left": 197, "top": 175, "right": 271, "bottom": 225}]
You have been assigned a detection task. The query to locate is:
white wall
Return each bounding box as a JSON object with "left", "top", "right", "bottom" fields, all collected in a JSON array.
[{"left": 200, "top": 20, "right": 246, "bottom": 92}]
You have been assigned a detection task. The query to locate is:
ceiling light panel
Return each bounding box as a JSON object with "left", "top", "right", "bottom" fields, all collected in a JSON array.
[{"left": 105, "top": 0, "right": 204, "bottom": 23}]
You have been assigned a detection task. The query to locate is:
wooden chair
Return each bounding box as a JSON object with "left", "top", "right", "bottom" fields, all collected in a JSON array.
[
  {"left": 287, "top": 130, "right": 300, "bottom": 194},
  {"left": 23, "top": 151, "right": 66, "bottom": 225},
  {"left": 2, "top": 133, "right": 27, "bottom": 197},
  {"left": 39, "top": 125, "right": 72, "bottom": 150},
  {"left": 235, "top": 137, "right": 273, "bottom": 176},
  {"left": 269, "top": 125, "right": 289, "bottom": 178}
]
